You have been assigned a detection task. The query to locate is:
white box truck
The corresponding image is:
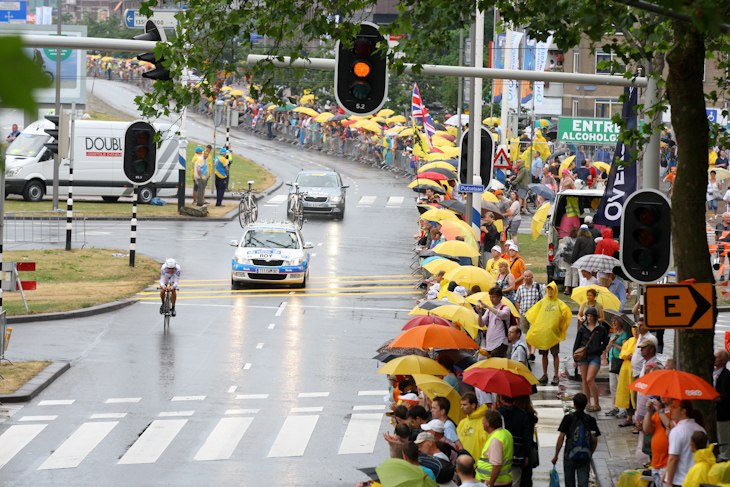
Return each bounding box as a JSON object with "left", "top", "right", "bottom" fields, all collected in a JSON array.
[{"left": 5, "top": 119, "right": 180, "bottom": 204}]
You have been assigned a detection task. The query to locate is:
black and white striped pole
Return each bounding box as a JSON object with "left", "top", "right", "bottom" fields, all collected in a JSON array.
[
  {"left": 129, "top": 185, "right": 138, "bottom": 267},
  {"left": 65, "top": 102, "right": 76, "bottom": 251},
  {"left": 225, "top": 104, "right": 230, "bottom": 153}
]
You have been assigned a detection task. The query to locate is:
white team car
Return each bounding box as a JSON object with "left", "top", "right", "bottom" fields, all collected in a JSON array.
[{"left": 230, "top": 222, "right": 313, "bottom": 288}]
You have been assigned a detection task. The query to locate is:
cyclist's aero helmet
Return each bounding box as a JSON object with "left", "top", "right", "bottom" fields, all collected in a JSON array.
[{"left": 165, "top": 258, "right": 177, "bottom": 269}]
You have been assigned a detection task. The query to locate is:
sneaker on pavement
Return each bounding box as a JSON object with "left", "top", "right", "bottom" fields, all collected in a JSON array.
[
  {"left": 551, "top": 377, "right": 560, "bottom": 386},
  {"left": 171, "top": 307, "right": 176, "bottom": 317},
  {"left": 538, "top": 375, "right": 549, "bottom": 385},
  {"left": 616, "top": 410, "right": 628, "bottom": 418},
  {"left": 605, "top": 407, "right": 619, "bottom": 416},
  {"left": 159, "top": 305, "right": 164, "bottom": 314}
]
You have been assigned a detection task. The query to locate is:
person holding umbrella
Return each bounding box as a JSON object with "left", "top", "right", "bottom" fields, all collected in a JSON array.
[
  {"left": 572, "top": 307, "right": 609, "bottom": 411},
  {"left": 664, "top": 400, "right": 707, "bottom": 487}
]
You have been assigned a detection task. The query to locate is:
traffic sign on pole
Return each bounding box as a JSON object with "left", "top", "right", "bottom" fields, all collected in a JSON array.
[
  {"left": 457, "top": 184, "right": 484, "bottom": 193},
  {"left": 493, "top": 145, "right": 511, "bottom": 170},
  {"left": 0, "top": 1, "right": 27, "bottom": 24},
  {"left": 643, "top": 283, "right": 714, "bottom": 330},
  {"left": 124, "top": 9, "right": 180, "bottom": 29}
]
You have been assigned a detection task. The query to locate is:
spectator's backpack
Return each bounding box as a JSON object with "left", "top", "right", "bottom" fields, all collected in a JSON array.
[
  {"left": 418, "top": 453, "right": 456, "bottom": 484},
  {"left": 566, "top": 413, "right": 594, "bottom": 461}
]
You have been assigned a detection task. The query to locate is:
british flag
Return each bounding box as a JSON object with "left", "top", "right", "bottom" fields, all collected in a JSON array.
[{"left": 411, "top": 83, "right": 436, "bottom": 149}]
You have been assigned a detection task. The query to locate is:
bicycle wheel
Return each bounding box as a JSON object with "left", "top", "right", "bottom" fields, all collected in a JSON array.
[
  {"left": 295, "top": 201, "right": 304, "bottom": 229},
  {"left": 163, "top": 294, "right": 171, "bottom": 331},
  {"left": 249, "top": 195, "right": 258, "bottom": 223},
  {"left": 524, "top": 191, "right": 538, "bottom": 214},
  {"left": 238, "top": 199, "right": 247, "bottom": 227}
]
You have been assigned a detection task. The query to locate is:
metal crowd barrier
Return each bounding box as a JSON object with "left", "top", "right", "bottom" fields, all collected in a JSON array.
[{"left": 4, "top": 211, "right": 87, "bottom": 244}]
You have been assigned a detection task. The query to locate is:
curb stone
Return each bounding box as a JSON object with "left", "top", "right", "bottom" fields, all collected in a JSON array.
[
  {"left": 7, "top": 299, "right": 136, "bottom": 324},
  {"left": 0, "top": 361, "right": 70, "bottom": 403}
]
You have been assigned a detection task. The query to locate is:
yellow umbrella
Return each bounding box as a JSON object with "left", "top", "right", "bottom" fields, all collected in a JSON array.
[
  {"left": 422, "top": 258, "right": 461, "bottom": 275},
  {"left": 408, "top": 179, "right": 442, "bottom": 189},
  {"left": 420, "top": 208, "right": 460, "bottom": 221},
  {"left": 483, "top": 117, "right": 501, "bottom": 125},
  {"left": 531, "top": 202, "right": 551, "bottom": 241},
  {"left": 420, "top": 161, "right": 457, "bottom": 172},
  {"left": 559, "top": 155, "right": 576, "bottom": 176},
  {"left": 446, "top": 219, "right": 478, "bottom": 239},
  {"left": 446, "top": 126, "right": 458, "bottom": 136},
  {"left": 466, "top": 293, "right": 520, "bottom": 317},
  {"left": 300, "top": 94, "right": 315, "bottom": 104},
  {"left": 370, "top": 116, "right": 386, "bottom": 122},
  {"left": 481, "top": 191, "right": 499, "bottom": 203},
  {"left": 433, "top": 241, "right": 480, "bottom": 266},
  {"left": 220, "top": 86, "right": 233, "bottom": 91},
  {"left": 466, "top": 358, "right": 539, "bottom": 385},
  {"left": 293, "top": 107, "right": 318, "bottom": 117},
  {"left": 360, "top": 121, "right": 383, "bottom": 132},
  {"left": 244, "top": 96, "right": 254, "bottom": 102},
  {"left": 429, "top": 305, "right": 481, "bottom": 338},
  {"left": 433, "top": 137, "right": 456, "bottom": 148},
  {"left": 443, "top": 266, "right": 496, "bottom": 292},
  {"left": 387, "top": 115, "right": 407, "bottom": 124},
  {"left": 348, "top": 115, "right": 368, "bottom": 120},
  {"left": 411, "top": 374, "right": 466, "bottom": 424},
  {"left": 386, "top": 126, "right": 406, "bottom": 135},
  {"left": 101, "top": 56, "right": 114, "bottom": 62},
  {"left": 229, "top": 90, "right": 244, "bottom": 96},
  {"left": 441, "top": 291, "right": 472, "bottom": 308},
  {"left": 377, "top": 108, "right": 395, "bottom": 117},
  {"left": 593, "top": 161, "right": 611, "bottom": 174},
  {"left": 571, "top": 285, "right": 621, "bottom": 311},
  {"left": 267, "top": 105, "right": 277, "bottom": 111},
  {"left": 399, "top": 128, "right": 415, "bottom": 137},
  {"left": 314, "top": 112, "right": 335, "bottom": 123},
  {"left": 377, "top": 355, "right": 450, "bottom": 376}
]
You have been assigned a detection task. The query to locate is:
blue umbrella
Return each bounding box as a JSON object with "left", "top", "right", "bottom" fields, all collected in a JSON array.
[
  {"left": 420, "top": 256, "right": 447, "bottom": 265},
  {"left": 528, "top": 183, "right": 556, "bottom": 202}
]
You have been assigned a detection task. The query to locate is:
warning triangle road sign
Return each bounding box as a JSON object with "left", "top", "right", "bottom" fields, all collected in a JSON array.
[{"left": 493, "top": 146, "right": 511, "bottom": 170}]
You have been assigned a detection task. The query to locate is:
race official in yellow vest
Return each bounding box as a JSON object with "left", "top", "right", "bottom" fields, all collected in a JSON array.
[{"left": 476, "top": 409, "right": 514, "bottom": 487}]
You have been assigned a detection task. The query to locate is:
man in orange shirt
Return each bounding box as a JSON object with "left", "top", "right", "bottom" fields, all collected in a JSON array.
[{"left": 507, "top": 244, "right": 526, "bottom": 288}]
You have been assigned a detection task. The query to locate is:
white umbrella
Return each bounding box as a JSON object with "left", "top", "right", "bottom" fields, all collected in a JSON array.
[{"left": 445, "top": 114, "right": 470, "bottom": 126}]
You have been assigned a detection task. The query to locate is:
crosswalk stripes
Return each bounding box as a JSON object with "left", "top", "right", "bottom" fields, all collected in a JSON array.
[
  {"left": 118, "top": 419, "right": 187, "bottom": 465},
  {"left": 194, "top": 417, "right": 253, "bottom": 461},
  {"left": 386, "top": 196, "right": 404, "bottom": 207},
  {"left": 338, "top": 413, "right": 383, "bottom": 455},
  {"left": 38, "top": 421, "right": 118, "bottom": 470},
  {"left": 267, "top": 415, "right": 320, "bottom": 458},
  {"left": 0, "top": 425, "right": 47, "bottom": 469},
  {"left": 356, "top": 196, "right": 377, "bottom": 207},
  {"left": 264, "top": 194, "right": 287, "bottom": 206}
]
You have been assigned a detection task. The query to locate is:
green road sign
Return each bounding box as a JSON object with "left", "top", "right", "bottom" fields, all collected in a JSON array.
[
  {"left": 558, "top": 117, "right": 620, "bottom": 144},
  {"left": 43, "top": 35, "right": 72, "bottom": 62}
]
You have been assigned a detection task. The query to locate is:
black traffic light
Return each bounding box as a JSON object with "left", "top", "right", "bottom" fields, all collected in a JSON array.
[
  {"left": 620, "top": 189, "right": 673, "bottom": 284},
  {"left": 334, "top": 22, "right": 388, "bottom": 116},
  {"left": 459, "top": 126, "right": 494, "bottom": 187},
  {"left": 135, "top": 20, "right": 171, "bottom": 81},
  {"left": 44, "top": 112, "right": 69, "bottom": 159},
  {"left": 123, "top": 121, "right": 157, "bottom": 185}
]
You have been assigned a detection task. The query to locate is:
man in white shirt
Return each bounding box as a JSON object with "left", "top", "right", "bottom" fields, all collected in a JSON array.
[
  {"left": 415, "top": 432, "right": 450, "bottom": 462},
  {"left": 430, "top": 397, "right": 463, "bottom": 449},
  {"left": 476, "top": 287, "right": 511, "bottom": 358},
  {"left": 664, "top": 399, "right": 706, "bottom": 487}
]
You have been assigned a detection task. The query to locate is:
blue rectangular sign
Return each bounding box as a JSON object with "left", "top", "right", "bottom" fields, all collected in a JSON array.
[
  {"left": 0, "top": 1, "right": 27, "bottom": 23},
  {"left": 457, "top": 184, "right": 484, "bottom": 193}
]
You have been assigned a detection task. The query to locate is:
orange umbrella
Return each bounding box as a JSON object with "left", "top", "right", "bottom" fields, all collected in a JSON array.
[
  {"left": 388, "top": 324, "right": 479, "bottom": 350},
  {"left": 628, "top": 370, "right": 719, "bottom": 400}
]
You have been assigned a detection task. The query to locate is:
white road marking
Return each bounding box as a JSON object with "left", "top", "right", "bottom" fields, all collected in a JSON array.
[
  {"left": 194, "top": 417, "right": 254, "bottom": 461},
  {"left": 289, "top": 291, "right": 295, "bottom": 294},
  {"left": 19, "top": 416, "right": 57, "bottom": 421},
  {"left": 171, "top": 396, "right": 205, "bottom": 402},
  {"left": 90, "top": 413, "right": 127, "bottom": 419},
  {"left": 0, "top": 424, "right": 47, "bottom": 469},
  {"left": 536, "top": 386, "right": 559, "bottom": 392},
  {"left": 353, "top": 405, "right": 386, "bottom": 411},
  {"left": 268, "top": 323, "right": 276, "bottom": 329},
  {"left": 243, "top": 363, "right": 252, "bottom": 370},
  {"left": 159, "top": 411, "right": 194, "bottom": 417},
  {"left": 532, "top": 400, "right": 563, "bottom": 407},
  {"left": 267, "top": 195, "right": 287, "bottom": 204},
  {"left": 267, "top": 415, "right": 319, "bottom": 458},
  {"left": 227, "top": 386, "right": 237, "bottom": 394},
  {"left": 298, "top": 392, "right": 329, "bottom": 398},
  {"left": 357, "top": 196, "right": 376, "bottom": 207},
  {"left": 312, "top": 253, "right": 317, "bottom": 257},
  {"left": 317, "top": 242, "right": 323, "bottom": 246},
  {"left": 117, "top": 419, "right": 187, "bottom": 465},
  {"left": 225, "top": 409, "right": 260, "bottom": 415},
  {"left": 38, "top": 421, "right": 118, "bottom": 470},
  {"left": 358, "top": 390, "right": 388, "bottom": 396},
  {"left": 256, "top": 343, "right": 264, "bottom": 349},
  {"left": 236, "top": 394, "right": 269, "bottom": 400},
  {"left": 275, "top": 302, "right": 288, "bottom": 316},
  {"left": 290, "top": 407, "right": 323, "bottom": 413},
  {"left": 338, "top": 413, "right": 384, "bottom": 455},
  {"left": 386, "top": 196, "right": 405, "bottom": 207},
  {"left": 105, "top": 398, "right": 141, "bottom": 404},
  {"left": 38, "top": 400, "right": 75, "bottom": 406}
]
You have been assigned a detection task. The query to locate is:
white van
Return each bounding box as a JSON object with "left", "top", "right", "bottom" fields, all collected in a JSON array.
[
  {"left": 546, "top": 188, "right": 609, "bottom": 283},
  {"left": 5, "top": 119, "right": 180, "bottom": 204}
]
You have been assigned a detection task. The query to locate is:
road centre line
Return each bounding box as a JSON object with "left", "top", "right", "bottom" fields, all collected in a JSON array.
[
  {"left": 90, "top": 413, "right": 127, "bottom": 419},
  {"left": 163, "top": 275, "right": 415, "bottom": 284},
  {"left": 235, "top": 394, "right": 269, "bottom": 399},
  {"left": 268, "top": 323, "right": 276, "bottom": 329},
  {"left": 38, "top": 400, "right": 75, "bottom": 406},
  {"left": 228, "top": 386, "right": 237, "bottom": 393},
  {"left": 243, "top": 363, "right": 252, "bottom": 370},
  {"left": 138, "top": 285, "right": 418, "bottom": 296},
  {"left": 256, "top": 343, "right": 264, "bottom": 349},
  {"left": 298, "top": 392, "right": 329, "bottom": 398},
  {"left": 138, "top": 302, "right": 413, "bottom": 312},
  {"left": 105, "top": 398, "right": 141, "bottom": 404},
  {"left": 171, "top": 396, "right": 206, "bottom": 401},
  {"left": 161, "top": 279, "right": 419, "bottom": 290},
  {"left": 139, "top": 290, "right": 421, "bottom": 300},
  {"left": 291, "top": 407, "right": 324, "bottom": 413},
  {"left": 19, "top": 416, "right": 57, "bottom": 421},
  {"left": 358, "top": 390, "right": 389, "bottom": 396},
  {"left": 275, "top": 302, "right": 288, "bottom": 316}
]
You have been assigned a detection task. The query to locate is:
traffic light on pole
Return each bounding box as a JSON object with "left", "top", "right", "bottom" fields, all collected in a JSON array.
[
  {"left": 620, "top": 189, "right": 673, "bottom": 284},
  {"left": 458, "top": 126, "right": 494, "bottom": 187},
  {"left": 334, "top": 22, "right": 388, "bottom": 116},
  {"left": 44, "top": 112, "right": 69, "bottom": 159},
  {"left": 123, "top": 121, "right": 157, "bottom": 185},
  {"left": 135, "top": 20, "right": 171, "bottom": 81}
]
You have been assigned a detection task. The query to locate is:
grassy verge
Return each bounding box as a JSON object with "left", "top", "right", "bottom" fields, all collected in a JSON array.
[
  {"left": 184, "top": 144, "right": 275, "bottom": 194},
  {"left": 4, "top": 200, "right": 237, "bottom": 218},
  {"left": 84, "top": 111, "right": 127, "bottom": 122},
  {"left": 2, "top": 248, "right": 159, "bottom": 316},
  {"left": 0, "top": 362, "right": 52, "bottom": 394}
]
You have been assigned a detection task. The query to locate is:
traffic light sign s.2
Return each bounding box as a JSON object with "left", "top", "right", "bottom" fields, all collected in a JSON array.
[
  {"left": 123, "top": 121, "right": 157, "bottom": 185},
  {"left": 458, "top": 126, "right": 495, "bottom": 187},
  {"left": 43, "top": 112, "right": 70, "bottom": 159},
  {"left": 334, "top": 22, "right": 388, "bottom": 116},
  {"left": 135, "top": 20, "right": 171, "bottom": 81},
  {"left": 619, "top": 189, "right": 673, "bottom": 284}
]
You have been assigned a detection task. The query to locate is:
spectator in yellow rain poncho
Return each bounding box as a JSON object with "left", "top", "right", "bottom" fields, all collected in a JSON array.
[
  {"left": 524, "top": 281, "right": 572, "bottom": 352},
  {"left": 682, "top": 432, "right": 715, "bottom": 487},
  {"left": 614, "top": 327, "right": 638, "bottom": 423}
]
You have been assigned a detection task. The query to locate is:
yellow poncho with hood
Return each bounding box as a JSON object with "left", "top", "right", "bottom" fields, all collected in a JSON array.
[
  {"left": 683, "top": 444, "right": 716, "bottom": 487},
  {"left": 615, "top": 334, "right": 637, "bottom": 409},
  {"left": 525, "top": 282, "right": 572, "bottom": 350}
]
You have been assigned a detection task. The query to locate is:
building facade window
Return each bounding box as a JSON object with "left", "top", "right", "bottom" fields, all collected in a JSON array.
[
  {"left": 572, "top": 99, "right": 579, "bottom": 116},
  {"left": 595, "top": 52, "right": 626, "bottom": 75},
  {"left": 573, "top": 51, "right": 580, "bottom": 73},
  {"left": 595, "top": 99, "right": 621, "bottom": 118}
]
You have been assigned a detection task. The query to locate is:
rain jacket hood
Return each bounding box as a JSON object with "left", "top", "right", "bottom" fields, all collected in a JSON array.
[
  {"left": 524, "top": 282, "right": 572, "bottom": 350},
  {"left": 457, "top": 404, "right": 489, "bottom": 462},
  {"left": 602, "top": 228, "right": 613, "bottom": 239},
  {"left": 683, "top": 444, "right": 716, "bottom": 487}
]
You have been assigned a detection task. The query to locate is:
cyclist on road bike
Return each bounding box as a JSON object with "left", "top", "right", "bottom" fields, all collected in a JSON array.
[{"left": 160, "top": 258, "right": 180, "bottom": 316}]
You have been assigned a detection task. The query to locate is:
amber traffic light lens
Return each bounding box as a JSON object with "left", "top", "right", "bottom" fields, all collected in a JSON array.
[
  {"left": 135, "top": 146, "right": 148, "bottom": 158},
  {"left": 353, "top": 61, "right": 371, "bottom": 78}
]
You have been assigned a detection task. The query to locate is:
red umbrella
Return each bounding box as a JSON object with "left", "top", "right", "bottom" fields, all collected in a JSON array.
[
  {"left": 628, "top": 370, "right": 719, "bottom": 400},
  {"left": 462, "top": 368, "right": 533, "bottom": 396},
  {"left": 342, "top": 120, "right": 358, "bottom": 126},
  {"left": 416, "top": 171, "right": 449, "bottom": 181},
  {"left": 402, "top": 315, "right": 453, "bottom": 331}
]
